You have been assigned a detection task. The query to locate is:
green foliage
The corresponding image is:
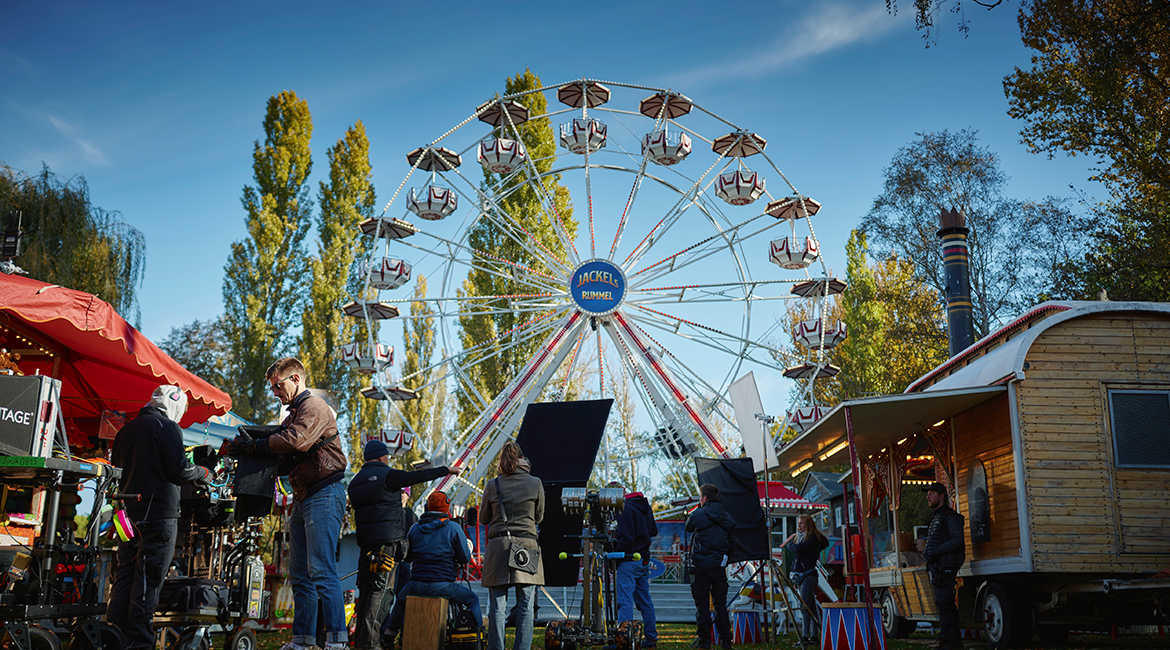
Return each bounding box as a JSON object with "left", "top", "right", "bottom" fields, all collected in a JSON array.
[
  {"left": 1006, "top": 0, "right": 1170, "bottom": 300},
  {"left": 393, "top": 275, "right": 452, "bottom": 470},
  {"left": 456, "top": 69, "right": 577, "bottom": 431},
  {"left": 300, "top": 121, "right": 378, "bottom": 470},
  {"left": 861, "top": 129, "right": 1080, "bottom": 336},
  {"left": 158, "top": 317, "right": 233, "bottom": 390},
  {"left": 0, "top": 164, "right": 146, "bottom": 325},
  {"left": 223, "top": 91, "right": 314, "bottom": 423},
  {"left": 781, "top": 230, "right": 948, "bottom": 405}
]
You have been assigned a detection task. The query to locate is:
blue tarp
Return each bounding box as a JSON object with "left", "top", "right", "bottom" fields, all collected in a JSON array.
[{"left": 182, "top": 411, "right": 252, "bottom": 448}]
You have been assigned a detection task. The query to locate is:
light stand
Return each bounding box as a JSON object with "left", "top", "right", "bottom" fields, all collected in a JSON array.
[{"left": 753, "top": 413, "right": 780, "bottom": 642}]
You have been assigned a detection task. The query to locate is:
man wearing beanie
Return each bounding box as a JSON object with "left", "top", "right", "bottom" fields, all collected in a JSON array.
[
  {"left": 611, "top": 482, "right": 659, "bottom": 648},
  {"left": 349, "top": 440, "right": 461, "bottom": 650},
  {"left": 382, "top": 491, "right": 481, "bottom": 645},
  {"left": 107, "top": 385, "right": 212, "bottom": 650}
]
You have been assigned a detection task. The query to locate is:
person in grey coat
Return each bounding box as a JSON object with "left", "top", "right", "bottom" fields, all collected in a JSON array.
[{"left": 480, "top": 441, "right": 545, "bottom": 650}]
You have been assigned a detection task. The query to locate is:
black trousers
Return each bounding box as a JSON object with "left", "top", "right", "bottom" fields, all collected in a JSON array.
[
  {"left": 353, "top": 544, "right": 404, "bottom": 649},
  {"left": 106, "top": 518, "right": 178, "bottom": 650},
  {"left": 691, "top": 565, "right": 731, "bottom": 648},
  {"left": 931, "top": 566, "right": 959, "bottom": 640}
]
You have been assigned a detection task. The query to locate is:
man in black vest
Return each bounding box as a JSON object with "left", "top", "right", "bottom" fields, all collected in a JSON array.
[
  {"left": 923, "top": 482, "right": 966, "bottom": 650},
  {"left": 348, "top": 440, "right": 460, "bottom": 650}
]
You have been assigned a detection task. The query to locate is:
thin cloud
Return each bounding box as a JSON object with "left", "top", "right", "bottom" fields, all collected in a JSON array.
[
  {"left": 48, "top": 114, "right": 107, "bottom": 166},
  {"left": 662, "top": 2, "right": 909, "bottom": 89}
]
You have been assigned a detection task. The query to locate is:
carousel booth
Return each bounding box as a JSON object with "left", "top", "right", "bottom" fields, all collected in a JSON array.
[
  {"left": 0, "top": 274, "right": 232, "bottom": 650},
  {"left": 775, "top": 301, "right": 1170, "bottom": 649}
]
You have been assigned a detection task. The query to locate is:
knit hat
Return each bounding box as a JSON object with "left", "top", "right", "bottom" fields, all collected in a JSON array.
[
  {"left": 363, "top": 440, "right": 389, "bottom": 461},
  {"left": 148, "top": 385, "right": 187, "bottom": 423},
  {"left": 427, "top": 491, "right": 451, "bottom": 513}
]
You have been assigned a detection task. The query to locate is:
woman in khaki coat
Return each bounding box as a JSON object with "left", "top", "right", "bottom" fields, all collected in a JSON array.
[{"left": 481, "top": 441, "right": 545, "bottom": 650}]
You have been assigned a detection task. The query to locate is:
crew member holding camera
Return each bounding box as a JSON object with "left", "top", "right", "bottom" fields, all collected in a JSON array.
[
  {"left": 381, "top": 491, "right": 482, "bottom": 645},
  {"left": 686, "top": 484, "right": 738, "bottom": 650},
  {"left": 224, "top": 357, "right": 348, "bottom": 650},
  {"left": 107, "top": 385, "right": 212, "bottom": 650},
  {"left": 349, "top": 440, "right": 460, "bottom": 650},
  {"left": 611, "top": 482, "right": 659, "bottom": 648}
]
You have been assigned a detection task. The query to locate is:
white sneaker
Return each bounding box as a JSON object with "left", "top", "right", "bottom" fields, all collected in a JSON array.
[
  {"left": 324, "top": 643, "right": 348, "bottom": 650},
  {"left": 279, "top": 643, "right": 309, "bottom": 650}
]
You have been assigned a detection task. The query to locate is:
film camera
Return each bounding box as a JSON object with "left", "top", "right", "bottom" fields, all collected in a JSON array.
[{"left": 545, "top": 487, "right": 645, "bottom": 650}]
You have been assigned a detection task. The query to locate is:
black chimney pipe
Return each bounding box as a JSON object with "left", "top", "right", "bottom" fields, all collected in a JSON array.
[{"left": 938, "top": 208, "right": 975, "bottom": 357}]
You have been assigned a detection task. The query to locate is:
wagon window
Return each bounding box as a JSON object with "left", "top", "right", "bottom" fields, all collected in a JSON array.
[{"left": 1109, "top": 390, "right": 1170, "bottom": 467}]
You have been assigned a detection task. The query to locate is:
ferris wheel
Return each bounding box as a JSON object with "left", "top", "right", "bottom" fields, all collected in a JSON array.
[{"left": 341, "top": 78, "right": 846, "bottom": 504}]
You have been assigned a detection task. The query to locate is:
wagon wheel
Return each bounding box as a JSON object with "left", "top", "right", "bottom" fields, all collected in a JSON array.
[
  {"left": 880, "top": 590, "right": 915, "bottom": 638},
  {"left": 981, "top": 582, "right": 1033, "bottom": 648}
]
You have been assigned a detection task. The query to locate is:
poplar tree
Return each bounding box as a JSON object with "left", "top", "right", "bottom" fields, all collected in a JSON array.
[
  {"left": 300, "top": 121, "right": 379, "bottom": 464},
  {"left": 457, "top": 69, "right": 577, "bottom": 430},
  {"left": 223, "top": 91, "right": 314, "bottom": 423},
  {"left": 394, "top": 275, "right": 450, "bottom": 465}
]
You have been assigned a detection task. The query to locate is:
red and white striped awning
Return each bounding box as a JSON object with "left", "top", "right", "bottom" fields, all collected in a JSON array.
[{"left": 758, "top": 481, "right": 827, "bottom": 510}]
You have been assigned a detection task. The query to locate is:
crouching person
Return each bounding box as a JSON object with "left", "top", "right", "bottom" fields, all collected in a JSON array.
[{"left": 382, "top": 491, "right": 482, "bottom": 647}]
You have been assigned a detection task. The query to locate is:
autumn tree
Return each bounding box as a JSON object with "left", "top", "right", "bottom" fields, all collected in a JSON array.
[
  {"left": 0, "top": 164, "right": 146, "bottom": 324},
  {"left": 300, "top": 121, "right": 379, "bottom": 468},
  {"left": 781, "top": 230, "right": 947, "bottom": 407},
  {"left": 861, "top": 129, "right": 1079, "bottom": 337},
  {"left": 1005, "top": 0, "right": 1170, "bottom": 300},
  {"left": 223, "top": 91, "right": 314, "bottom": 423},
  {"left": 886, "top": 0, "right": 1007, "bottom": 44},
  {"left": 456, "top": 69, "right": 577, "bottom": 430}
]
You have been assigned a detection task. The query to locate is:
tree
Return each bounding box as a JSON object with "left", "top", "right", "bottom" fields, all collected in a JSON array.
[
  {"left": 886, "top": 0, "right": 1007, "bottom": 44},
  {"left": 300, "top": 121, "right": 379, "bottom": 468},
  {"left": 158, "top": 317, "right": 233, "bottom": 390},
  {"left": 1005, "top": 0, "right": 1170, "bottom": 300},
  {"left": 456, "top": 69, "right": 577, "bottom": 430},
  {"left": 860, "top": 129, "right": 1079, "bottom": 337},
  {"left": 223, "top": 91, "right": 314, "bottom": 423},
  {"left": 0, "top": 164, "right": 146, "bottom": 324},
  {"left": 393, "top": 275, "right": 452, "bottom": 471},
  {"left": 1005, "top": 0, "right": 1170, "bottom": 207},
  {"left": 780, "top": 230, "right": 948, "bottom": 406}
]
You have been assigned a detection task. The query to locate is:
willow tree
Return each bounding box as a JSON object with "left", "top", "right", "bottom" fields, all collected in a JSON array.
[
  {"left": 456, "top": 69, "right": 577, "bottom": 430},
  {"left": 0, "top": 164, "right": 146, "bottom": 324},
  {"left": 223, "top": 91, "right": 314, "bottom": 423},
  {"left": 300, "top": 121, "right": 379, "bottom": 467}
]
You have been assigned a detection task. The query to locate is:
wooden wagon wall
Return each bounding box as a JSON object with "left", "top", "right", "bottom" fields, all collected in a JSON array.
[
  {"left": 953, "top": 393, "right": 1021, "bottom": 564},
  {"left": 1017, "top": 312, "right": 1170, "bottom": 572}
]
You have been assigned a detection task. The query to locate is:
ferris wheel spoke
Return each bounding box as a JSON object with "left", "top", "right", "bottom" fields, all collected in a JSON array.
[
  {"left": 624, "top": 305, "right": 796, "bottom": 370},
  {"left": 400, "top": 229, "right": 564, "bottom": 292},
  {"left": 627, "top": 211, "right": 782, "bottom": 288}
]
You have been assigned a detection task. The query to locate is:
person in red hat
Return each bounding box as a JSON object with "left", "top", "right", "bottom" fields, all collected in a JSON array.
[{"left": 381, "top": 491, "right": 482, "bottom": 646}]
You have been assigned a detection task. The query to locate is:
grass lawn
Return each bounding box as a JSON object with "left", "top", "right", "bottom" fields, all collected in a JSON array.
[{"left": 250, "top": 623, "right": 1166, "bottom": 650}]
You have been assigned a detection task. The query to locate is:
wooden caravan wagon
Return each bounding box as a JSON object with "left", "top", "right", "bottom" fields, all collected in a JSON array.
[{"left": 774, "top": 301, "right": 1170, "bottom": 647}]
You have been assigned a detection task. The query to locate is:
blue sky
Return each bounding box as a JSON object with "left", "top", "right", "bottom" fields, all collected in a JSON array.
[{"left": 2, "top": 1, "right": 1098, "bottom": 419}]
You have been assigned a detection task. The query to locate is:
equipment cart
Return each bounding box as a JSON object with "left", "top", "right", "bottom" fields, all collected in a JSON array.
[{"left": 0, "top": 455, "right": 125, "bottom": 650}]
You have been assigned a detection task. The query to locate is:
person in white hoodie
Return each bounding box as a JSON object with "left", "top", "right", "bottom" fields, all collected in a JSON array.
[{"left": 107, "top": 385, "right": 211, "bottom": 650}]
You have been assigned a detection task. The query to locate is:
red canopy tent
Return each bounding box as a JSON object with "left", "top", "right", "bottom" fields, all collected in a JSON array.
[
  {"left": 758, "top": 480, "right": 827, "bottom": 510},
  {"left": 0, "top": 274, "right": 231, "bottom": 444}
]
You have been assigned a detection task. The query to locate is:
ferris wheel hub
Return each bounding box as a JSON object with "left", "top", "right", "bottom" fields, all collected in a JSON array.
[{"left": 569, "top": 258, "right": 627, "bottom": 317}]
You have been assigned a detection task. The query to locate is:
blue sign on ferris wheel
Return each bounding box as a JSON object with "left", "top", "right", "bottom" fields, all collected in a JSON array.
[{"left": 570, "top": 258, "right": 627, "bottom": 317}]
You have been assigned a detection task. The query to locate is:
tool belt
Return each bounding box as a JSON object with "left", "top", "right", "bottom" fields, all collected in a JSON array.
[{"left": 367, "top": 545, "right": 398, "bottom": 574}]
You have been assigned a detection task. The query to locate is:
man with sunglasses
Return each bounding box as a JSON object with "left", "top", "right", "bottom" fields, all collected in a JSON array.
[{"left": 225, "top": 357, "right": 347, "bottom": 650}]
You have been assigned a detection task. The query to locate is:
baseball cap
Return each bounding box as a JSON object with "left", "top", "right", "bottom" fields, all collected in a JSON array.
[{"left": 921, "top": 481, "right": 947, "bottom": 494}]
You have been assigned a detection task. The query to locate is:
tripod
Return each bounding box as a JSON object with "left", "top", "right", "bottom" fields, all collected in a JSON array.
[{"left": 734, "top": 558, "right": 818, "bottom": 646}]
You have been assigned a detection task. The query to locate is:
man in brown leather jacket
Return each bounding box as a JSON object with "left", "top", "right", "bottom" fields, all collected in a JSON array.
[{"left": 226, "top": 357, "right": 348, "bottom": 650}]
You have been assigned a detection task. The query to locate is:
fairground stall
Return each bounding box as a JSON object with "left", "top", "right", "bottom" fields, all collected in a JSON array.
[
  {"left": 1, "top": 273, "right": 232, "bottom": 650},
  {"left": 774, "top": 300, "right": 1170, "bottom": 648}
]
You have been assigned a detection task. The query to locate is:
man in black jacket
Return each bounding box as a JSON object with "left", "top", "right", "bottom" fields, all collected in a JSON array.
[
  {"left": 347, "top": 440, "right": 459, "bottom": 650},
  {"left": 106, "top": 385, "right": 211, "bottom": 650},
  {"left": 923, "top": 482, "right": 966, "bottom": 650},
  {"left": 685, "top": 484, "right": 738, "bottom": 650},
  {"left": 611, "top": 483, "right": 659, "bottom": 647}
]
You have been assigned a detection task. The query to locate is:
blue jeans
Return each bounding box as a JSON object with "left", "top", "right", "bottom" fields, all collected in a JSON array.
[
  {"left": 797, "top": 571, "right": 819, "bottom": 638},
  {"left": 289, "top": 481, "right": 348, "bottom": 645},
  {"left": 383, "top": 580, "right": 483, "bottom": 633},
  {"left": 615, "top": 560, "right": 657, "bottom": 642},
  {"left": 487, "top": 585, "right": 534, "bottom": 650}
]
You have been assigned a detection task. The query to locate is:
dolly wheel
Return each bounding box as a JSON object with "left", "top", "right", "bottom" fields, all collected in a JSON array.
[
  {"left": 224, "top": 629, "right": 256, "bottom": 650},
  {"left": 2, "top": 625, "right": 62, "bottom": 650},
  {"left": 171, "top": 631, "right": 211, "bottom": 650},
  {"left": 69, "top": 623, "right": 125, "bottom": 650}
]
